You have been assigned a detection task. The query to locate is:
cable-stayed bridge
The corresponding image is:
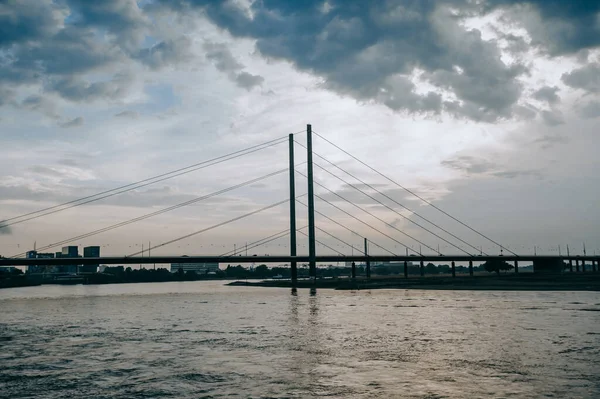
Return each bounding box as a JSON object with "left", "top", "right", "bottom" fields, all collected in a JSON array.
[{"left": 1, "top": 125, "right": 599, "bottom": 279}]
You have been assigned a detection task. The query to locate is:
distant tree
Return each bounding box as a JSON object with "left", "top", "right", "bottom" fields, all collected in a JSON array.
[
  {"left": 254, "top": 264, "right": 269, "bottom": 277},
  {"left": 425, "top": 263, "right": 438, "bottom": 274},
  {"left": 482, "top": 259, "right": 513, "bottom": 274},
  {"left": 185, "top": 270, "right": 197, "bottom": 280}
]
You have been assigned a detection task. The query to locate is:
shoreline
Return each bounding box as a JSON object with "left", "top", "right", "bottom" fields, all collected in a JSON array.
[{"left": 228, "top": 274, "right": 600, "bottom": 291}]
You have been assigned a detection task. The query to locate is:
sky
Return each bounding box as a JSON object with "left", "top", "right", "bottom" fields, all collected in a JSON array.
[{"left": 1, "top": 0, "right": 600, "bottom": 259}]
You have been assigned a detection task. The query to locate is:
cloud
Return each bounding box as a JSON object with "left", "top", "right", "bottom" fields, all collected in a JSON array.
[
  {"left": 160, "top": 1, "right": 528, "bottom": 122},
  {"left": 534, "top": 134, "right": 569, "bottom": 149},
  {"left": 0, "top": 0, "right": 189, "bottom": 117},
  {"left": 136, "top": 37, "right": 193, "bottom": 69},
  {"left": 441, "top": 155, "right": 541, "bottom": 179},
  {"left": 540, "top": 110, "right": 564, "bottom": 126},
  {"left": 562, "top": 64, "right": 600, "bottom": 93},
  {"left": 492, "top": 1, "right": 600, "bottom": 55},
  {"left": 235, "top": 72, "right": 264, "bottom": 90},
  {"left": 0, "top": 223, "right": 12, "bottom": 235},
  {"left": 59, "top": 116, "right": 84, "bottom": 128},
  {"left": 203, "top": 41, "right": 244, "bottom": 73},
  {"left": 203, "top": 41, "right": 265, "bottom": 90},
  {"left": 29, "top": 165, "right": 64, "bottom": 178},
  {"left": 577, "top": 101, "right": 600, "bottom": 119},
  {"left": 491, "top": 170, "right": 542, "bottom": 179},
  {"left": 441, "top": 156, "right": 497, "bottom": 175},
  {"left": 114, "top": 110, "right": 140, "bottom": 119},
  {"left": 21, "top": 95, "right": 60, "bottom": 119},
  {"left": 532, "top": 86, "right": 560, "bottom": 104}
]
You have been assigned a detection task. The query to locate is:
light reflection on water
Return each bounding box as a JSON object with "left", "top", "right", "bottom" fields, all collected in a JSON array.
[{"left": 0, "top": 281, "right": 599, "bottom": 398}]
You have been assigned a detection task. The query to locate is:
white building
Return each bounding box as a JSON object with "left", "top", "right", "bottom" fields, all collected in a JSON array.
[{"left": 170, "top": 256, "right": 219, "bottom": 274}]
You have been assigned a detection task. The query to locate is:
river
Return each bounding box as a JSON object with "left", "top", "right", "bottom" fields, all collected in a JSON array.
[{"left": 1, "top": 281, "right": 599, "bottom": 398}]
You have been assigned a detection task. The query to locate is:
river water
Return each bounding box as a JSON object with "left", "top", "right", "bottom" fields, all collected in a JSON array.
[{"left": 1, "top": 282, "right": 599, "bottom": 398}]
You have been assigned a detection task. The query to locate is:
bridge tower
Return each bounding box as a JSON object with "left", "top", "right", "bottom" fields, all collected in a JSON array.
[
  {"left": 289, "top": 133, "right": 298, "bottom": 285},
  {"left": 306, "top": 124, "right": 317, "bottom": 278}
]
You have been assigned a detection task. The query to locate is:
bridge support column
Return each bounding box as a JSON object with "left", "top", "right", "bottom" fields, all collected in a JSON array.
[
  {"left": 404, "top": 260, "right": 408, "bottom": 278},
  {"left": 451, "top": 261, "right": 456, "bottom": 278},
  {"left": 420, "top": 260, "right": 424, "bottom": 277},
  {"left": 514, "top": 260, "right": 519, "bottom": 274},
  {"left": 469, "top": 260, "right": 473, "bottom": 276},
  {"left": 364, "top": 238, "right": 370, "bottom": 279},
  {"left": 306, "top": 124, "right": 316, "bottom": 279},
  {"left": 569, "top": 259, "right": 573, "bottom": 273},
  {"left": 288, "top": 134, "right": 297, "bottom": 285},
  {"left": 351, "top": 262, "right": 356, "bottom": 279},
  {"left": 582, "top": 260, "right": 586, "bottom": 273},
  {"left": 592, "top": 260, "right": 597, "bottom": 273},
  {"left": 576, "top": 259, "right": 580, "bottom": 272}
]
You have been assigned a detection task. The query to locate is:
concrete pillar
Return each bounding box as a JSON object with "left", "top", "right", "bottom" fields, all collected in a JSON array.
[
  {"left": 420, "top": 260, "right": 424, "bottom": 277},
  {"left": 351, "top": 261, "right": 356, "bottom": 279},
  {"left": 569, "top": 259, "right": 573, "bottom": 273},
  {"left": 451, "top": 261, "right": 456, "bottom": 278},
  {"left": 469, "top": 260, "right": 473, "bottom": 276},
  {"left": 582, "top": 260, "right": 586, "bottom": 273},
  {"left": 514, "top": 260, "right": 519, "bottom": 274},
  {"left": 404, "top": 260, "right": 408, "bottom": 278},
  {"left": 576, "top": 259, "right": 580, "bottom": 272}
]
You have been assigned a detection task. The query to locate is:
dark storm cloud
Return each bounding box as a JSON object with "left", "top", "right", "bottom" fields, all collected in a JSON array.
[
  {"left": 532, "top": 86, "right": 560, "bottom": 104},
  {"left": 1, "top": 0, "right": 599, "bottom": 121},
  {"left": 157, "top": 0, "right": 531, "bottom": 121},
  {"left": 491, "top": 0, "right": 600, "bottom": 55},
  {"left": 0, "top": 0, "right": 185, "bottom": 111},
  {"left": 154, "top": 0, "right": 600, "bottom": 121}
]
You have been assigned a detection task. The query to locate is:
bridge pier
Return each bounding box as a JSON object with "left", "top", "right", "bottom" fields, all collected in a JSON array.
[
  {"left": 592, "top": 260, "right": 597, "bottom": 273},
  {"left": 451, "top": 261, "right": 456, "bottom": 278},
  {"left": 569, "top": 259, "right": 573, "bottom": 273},
  {"left": 469, "top": 260, "right": 473, "bottom": 276},
  {"left": 582, "top": 260, "right": 586, "bottom": 273},
  {"left": 514, "top": 260, "right": 519, "bottom": 274},
  {"left": 576, "top": 259, "right": 580, "bottom": 272},
  {"left": 404, "top": 260, "right": 408, "bottom": 278},
  {"left": 420, "top": 260, "right": 424, "bottom": 277},
  {"left": 288, "top": 134, "right": 297, "bottom": 286},
  {"left": 351, "top": 261, "right": 356, "bottom": 279}
]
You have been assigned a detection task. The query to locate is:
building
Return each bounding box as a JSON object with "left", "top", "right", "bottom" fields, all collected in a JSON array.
[
  {"left": 82, "top": 246, "right": 100, "bottom": 273},
  {"left": 373, "top": 261, "right": 413, "bottom": 268},
  {"left": 62, "top": 246, "right": 79, "bottom": 257},
  {"left": 170, "top": 256, "right": 219, "bottom": 274},
  {"left": 60, "top": 246, "right": 79, "bottom": 274},
  {"left": 26, "top": 252, "right": 58, "bottom": 274}
]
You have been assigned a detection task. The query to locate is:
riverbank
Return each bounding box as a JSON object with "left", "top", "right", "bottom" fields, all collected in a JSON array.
[{"left": 228, "top": 273, "right": 600, "bottom": 291}]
